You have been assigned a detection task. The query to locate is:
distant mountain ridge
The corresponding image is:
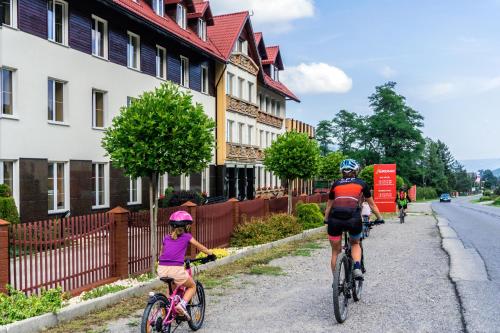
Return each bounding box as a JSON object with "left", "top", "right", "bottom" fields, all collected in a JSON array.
[
  {"left": 494, "top": 168, "right": 500, "bottom": 177},
  {"left": 459, "top": 158, "right": 500, "bottom": 173}
]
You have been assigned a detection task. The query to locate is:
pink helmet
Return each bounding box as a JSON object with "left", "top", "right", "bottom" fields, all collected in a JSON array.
[{"left": 169, "top": 211, "right": 193, "bottom": 227}]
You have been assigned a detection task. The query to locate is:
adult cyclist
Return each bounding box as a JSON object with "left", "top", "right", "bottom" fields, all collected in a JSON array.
[
  {"left": 395, "top": 186, "right": 411, "bottom": 216},
  {"left": 324, "top": 159, "right": 384, "bottom": 280}
]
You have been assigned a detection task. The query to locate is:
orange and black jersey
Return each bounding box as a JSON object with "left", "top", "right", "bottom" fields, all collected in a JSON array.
[{"left": 328, "top": 178, "right": 372, "bottom": 209}]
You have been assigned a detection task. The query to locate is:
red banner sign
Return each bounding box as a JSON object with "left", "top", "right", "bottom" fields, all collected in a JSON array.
[{"left": 373, "top": 164, "right": 397, "bottom": 213}]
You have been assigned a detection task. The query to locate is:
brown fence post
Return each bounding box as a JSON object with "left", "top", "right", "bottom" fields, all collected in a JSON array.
[
  {"left": 0, "top": 220, "right": 9, "bottom": 294},
  {"left": 227, "top": 198, "right": 239, "bottom": 227},
  {"left": 108, "top": 206, "right": 129, "bottom": 279},
  {"left": 264, "top": 198, "right": 270, "bottom": 217},
  {"left": 182, "top": 201, "right": 197, "bottom": 257}
]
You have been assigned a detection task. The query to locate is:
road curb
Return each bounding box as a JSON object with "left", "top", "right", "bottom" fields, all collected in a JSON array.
[{"left": 0, "top": 226, "right": 326, "bottom": 333}]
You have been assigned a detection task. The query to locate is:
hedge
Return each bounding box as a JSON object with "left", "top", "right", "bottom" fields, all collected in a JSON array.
[
  {"left": 416, "top": 187, "right": 438, "bottom": 200},
  {"left": 296, "top": 203, "right": 324, "bottom": 229}
]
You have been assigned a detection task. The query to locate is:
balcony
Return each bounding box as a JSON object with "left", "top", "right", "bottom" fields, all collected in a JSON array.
[
  {"left": 226, "top": 143, "right": 264, "bottom": 162},
  {"left": 257, "top": 111, "right": 284, "bottom": 129},
  {"left": 229, "top": 53, "right": 259, "bottom": 76},
  {"left": 226, "top": 95, "right": 259, "bottom": 118}
]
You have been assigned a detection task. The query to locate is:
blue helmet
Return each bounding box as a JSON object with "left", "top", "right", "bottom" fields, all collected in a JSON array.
[{"left": 340, "top": 159, "right": 360, "bottom": 174}]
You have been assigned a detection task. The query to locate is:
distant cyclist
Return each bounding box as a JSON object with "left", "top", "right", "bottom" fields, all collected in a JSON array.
[
  {"left": 324, "top": 159, "right": 384, "bottom": 280},
  {"left": 395, "top": 186, "right": 411, "bottom": 216}
]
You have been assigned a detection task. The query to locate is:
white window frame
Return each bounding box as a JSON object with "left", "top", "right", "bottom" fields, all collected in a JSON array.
[
  {"left": 226, "top": 72, "right": 234, "bottom": 95},
  {"left": 48, "top": 161, "right": 69, "bottom": 214},
  {"left": 91, "top": 15, "right": 108, "bottom": 59},
  {"left": 238, "top": 77, "right": 244, "bottom": 100},
  {"left": 126, "top": 96, "right": 135, "bottom": 107},
  {"left": 48, "top": 78, "right": 66, "bottom": 124},
  {"left": 0, "top": 160, "right": 13, "bottom": 190},
  {"left": 201, "top": 65, "right": 209, "bottom": 94},
  {"left": 92, "top": 162, "right": 109, "bottom": 209},
  {"left": 158, "top": 174, "right": 168, "bottom": 197},
  {"left": 127, "top": 31, "right": 141, "bottom": 70},
  {"left": 2, "top": 0, "right": 17, "bottom": 27},
  {"left": 198, "top": 18, "right": 207, "bottom": 41},
  {"left": 247, "top": 82, "right": 254, "bottom": 103},
  {"left": 180, "top": 56, "right": 189, "bottom": 87},
  {"left": 247, "top": 125, "right": 253, "bottom": 146},
  {"left": 156, "top": 45, "right": 167, "bottom": 79},
  {"left": 176, "top": 3, "right": 187, "bottom": 29},
  {"left": 238, "top": 122, "right": 244, "bottom": 144},
  {"left": 152, "top": 0, "right": 164, "bottom": 17},
  {"left": 92, "top": 89, "right": 106, "bottom": 129},
  {"left": 47, "top": 0, "right": 68, "bottom": 45},
  {"left": 1, "top": 67, "right": 15, "bottom": 117},
  {"left": 226, "top": 120, "right": 234, "bottom": 142},
  {"left": 128, "top": 177, "right": 142, "bottom": 205},
  {"left": 259, "top": 130, "right": 264, "bottom": 148}
]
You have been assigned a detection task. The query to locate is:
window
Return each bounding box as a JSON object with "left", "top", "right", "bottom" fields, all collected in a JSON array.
[
  {"left": 92, "top": 16, "right": 108, "bottom": 58},
  {"left": 180, "top": 56, "right": 189, "bottom": 87},
  {"left": 226, "top": 72, "right": 234, "bottom": 95},
  {"left": 259, "top": 94, "right": 264, "bottom": 111},
  {"left": 276, "top": 102, "right": 281, "bottom": 117},
  {"left": 128, "top": 177, "right": 141, "bottom": 204},
  {"left": 271, "top": 100, "right": 275, "bottom": 115},
  {"left": 259, "top": 130, "right": 264, "bottom": 148},
  {"left": 47, "top": 0, "right": 67, "bottom": 45},
  {"left": 201, "top": 66, "right": 209, "bottom": 94},
  {"left": 127, "top": 32, "right": 140, "bottom": 70},
  {"left": 156, "top": 46, "right": 166, "bottom": 79},
  {"left": 92, "top": 163, "right": 108, "bottom": 208},
  {"left": 48, "top": 79, "right": 64, "bottom": 122},
  {"left": 92, "top": 90, "right": 105, "bottom": 128},
  {"left": 48, "top": 162, "right": 66, "bottom": 212},
  {"left": 0, "top": 161, "right": 14, "bottom": 192},
  {"left": 2, "top": 0, "right": 16, "bottom": 26},
  {"left": 265, "top": 97, "right": 270, "bottom": 113},
  {"left": 226, "top": 120, "right": 233, "bottom": 142},
  {"left": 198, "top": 18, "right": 207, "bottom": 41},
  {"left": 266, "top": 131, "right": 270, "bottom": 147},
  {"left": 126, "top": 96, "right": 136, "bottom": 107},
  {"left": 238, "top": 78, "right": 244, "bottom": 99},
  {"left": 238, "top": 123, "right": 244, "bottom": 144},
  {"left": 248, "top": 82, "right": 254, "bottom": 103},
  {"left": 176, "top": 4, "right": 187, "bottom": 29},
  {"left": 248, "top": 125, "right": 253, "bottom": 146},
  {"left": 272, "top": 133, "right": 276, "bottom": 143},
  {"left": 1, "top": 68, "right": 14, "bottom": 115},
  {"left": 234, "top": 38, "right": 248, "bottom": 55},
  {"left": 152, "top": 0, "right": 164, "bottom": 17}
]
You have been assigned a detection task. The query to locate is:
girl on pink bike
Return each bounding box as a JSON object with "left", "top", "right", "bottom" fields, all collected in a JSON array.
[{"left": 157, "top": 211, "right": 213, "bottom": 320}]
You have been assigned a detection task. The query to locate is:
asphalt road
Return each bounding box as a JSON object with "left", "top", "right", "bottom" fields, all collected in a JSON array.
[
  {"left": 104, "top": 203, "right": 462, "bottom": 333},
  {"left": 432, "top": 197, "right": 500, "bottom": 332}
]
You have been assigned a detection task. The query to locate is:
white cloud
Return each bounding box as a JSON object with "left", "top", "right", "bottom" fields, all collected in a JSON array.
[
  {"left": 380, "top": 65, "right": 397, "bottom": 78},
  {"left": 417, "top": 76, "right": 500, "bottom": 102},
  {"left": 210, "top": 0, "right": 314, "bottom": 32},
  {"left": 280, "top": 63, "right": 352, "bottom": 94},
  {"left": 424, "top": 82, "right": 455, "bottom": 99}
]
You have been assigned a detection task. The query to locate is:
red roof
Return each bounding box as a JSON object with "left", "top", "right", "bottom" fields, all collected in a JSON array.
[
  {"left": 113, "top": 0, "right": 224, "bottom": 61},
  {"left": 254, "top": 32, "right": 262, "bottom": 45},
  {"left": 264, "top": 74, "right": 300, "bottom": 102},
  {"left": 207, "top": 12, "right": 249, "bottom": 59}
]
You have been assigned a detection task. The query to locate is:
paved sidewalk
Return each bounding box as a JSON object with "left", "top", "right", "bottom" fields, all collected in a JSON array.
[{"left": 99, "top": 203, "right": 463, "bottom": 332}]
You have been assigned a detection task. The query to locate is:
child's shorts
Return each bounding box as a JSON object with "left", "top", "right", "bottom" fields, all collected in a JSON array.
[{"left": 157, "top": 265, "right": 189, "bottom": 285}]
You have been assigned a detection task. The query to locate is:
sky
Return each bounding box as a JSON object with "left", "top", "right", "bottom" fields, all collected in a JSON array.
[{"left": 210, "top": 0, "right": 500, "bottom": 161}]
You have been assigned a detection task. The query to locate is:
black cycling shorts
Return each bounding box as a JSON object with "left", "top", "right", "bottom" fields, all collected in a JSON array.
[{"left": 327, "top": 217, "right": 363, "bottom": 240}]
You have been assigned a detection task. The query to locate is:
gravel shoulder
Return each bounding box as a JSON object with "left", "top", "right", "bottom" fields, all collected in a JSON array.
[{"left": 104, "top": 203, "right": 463, "bottom": 333}]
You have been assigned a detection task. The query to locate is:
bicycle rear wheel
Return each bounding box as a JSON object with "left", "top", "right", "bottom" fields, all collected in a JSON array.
[
  {"left": 400, "top": 208, "right": 404, "bottom": 224},
  {"left": 332, "top": 253, "right": 349, "bottom": 323},
  {"left": 141, "top": 294, "right": 171, "bottom": 333},
  {"left": 188, "top": 281, "right": 206, "bottom": 331}
]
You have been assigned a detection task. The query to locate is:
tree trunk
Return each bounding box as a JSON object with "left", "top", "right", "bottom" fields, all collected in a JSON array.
[
  {"left": 287, "top": 179, "right": 293, "bottom": 215},
  {"left": 150, "top": 173, "right": 158, "bottom": 275}
]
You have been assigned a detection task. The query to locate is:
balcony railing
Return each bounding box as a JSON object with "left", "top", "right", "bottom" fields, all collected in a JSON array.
[
  {"left": 257, "top": 111, "right": 284, "bottom": 129},
  {"left": 226, "top": 142, "right": 264, "bottom": 162},
  {"left": 226, "top": 95, "right": 259, "bottom": 118},
  {"left": 229, "top": 53, "right": 259, "bottom": 75}
]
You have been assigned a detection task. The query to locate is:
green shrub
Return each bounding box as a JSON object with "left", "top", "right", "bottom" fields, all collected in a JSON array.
[
  {"left": 396, "top": 175, "right": 405, "bottom": 190},
  {"left": 81, "top": 284, "right": 128, "bottom": 301},
  {"left": 480, "top": 195, "right": 498, "bottom": 202},
  {"left": 359, "top": 165, "right": 374, "bottom": 189},
  {"left": 493, "top": 197, "right": 500, "bottom": 206},
  {"left": 0, "top": 286, "right": 63, "bottom": 325},
  {"left": 231, "top": 214, "right": 303, "bottom": 247},
  {"left": 0, "top": 197, "right": 19, "bottom": 224},
  {"left": 416, "top": 187, "right": 438, "bottom": 200},
  {"left": 0, "top": 184, "right": 12, "bottom": 197},
  {"left": 318, "top": 202, "right": 327, "bottom": 214},
  {"left": 296, "top": 203, "right": 324, "bottom": 229},
  {"left": 483, "top": 190, "right": 493, "bottom": 197},
  {"left": 494, "top": 187, "right": 500, "bottom": 196}
]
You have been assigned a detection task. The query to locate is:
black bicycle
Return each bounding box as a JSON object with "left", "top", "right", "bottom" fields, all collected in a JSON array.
[{"left": 399, "top": 206, "right": 405, "bottom": 224}]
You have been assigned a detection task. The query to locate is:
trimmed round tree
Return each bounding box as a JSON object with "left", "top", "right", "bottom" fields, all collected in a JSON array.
[
  {"left": 102, "top": 82, "right": 215, "bottom": 273},
  {"left": 318, "top": 151, "right": 346, "bottom": 183},
  {"left": 263, "top": 131, "right": 320, "bottom": 214},
  {"left": 359, "top": 165, "right": 374, "bottom": 189}
]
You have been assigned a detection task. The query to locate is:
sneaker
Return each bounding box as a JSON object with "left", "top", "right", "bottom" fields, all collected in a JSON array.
[
  {"left": 353, "top": 268, "right": 364, "bottom": 280},
  {"left": 175, "top": 302, "right": 191, "bottom": 321}
]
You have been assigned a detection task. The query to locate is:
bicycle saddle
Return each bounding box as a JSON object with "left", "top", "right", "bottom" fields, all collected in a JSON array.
[{"left": 160, "top": 277, "right": 175, "bottom": 284}]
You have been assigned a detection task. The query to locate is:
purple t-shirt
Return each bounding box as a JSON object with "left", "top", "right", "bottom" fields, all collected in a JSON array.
[{"left": 158, "top": 233, "right": 193, "bottom": 266}]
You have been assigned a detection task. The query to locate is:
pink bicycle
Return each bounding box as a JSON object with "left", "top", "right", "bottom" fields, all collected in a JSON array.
[{"left": 141, "top": 256, "right": 215, "bottom": 333}]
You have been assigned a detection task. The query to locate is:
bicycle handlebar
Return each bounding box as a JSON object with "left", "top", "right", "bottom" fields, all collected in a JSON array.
[{"left": 185, "top": 254, "right": 217, "bottom": 265}]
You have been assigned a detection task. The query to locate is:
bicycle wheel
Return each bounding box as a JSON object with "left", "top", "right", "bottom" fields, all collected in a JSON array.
[
  {"left": 141, "top": 294, "right": 171, "bottom": 333},
  {"left": 352, "top": 266, "right": 363, "bottom": 302},
  {"left": 332, "top": 253, "right": 349, "bottom": 323},
  {"left": 188, "top": 281, "right": 206, "bottom": 331},
  {"left": 400, "top": 208, "right": 404, "bottom": 224}
]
